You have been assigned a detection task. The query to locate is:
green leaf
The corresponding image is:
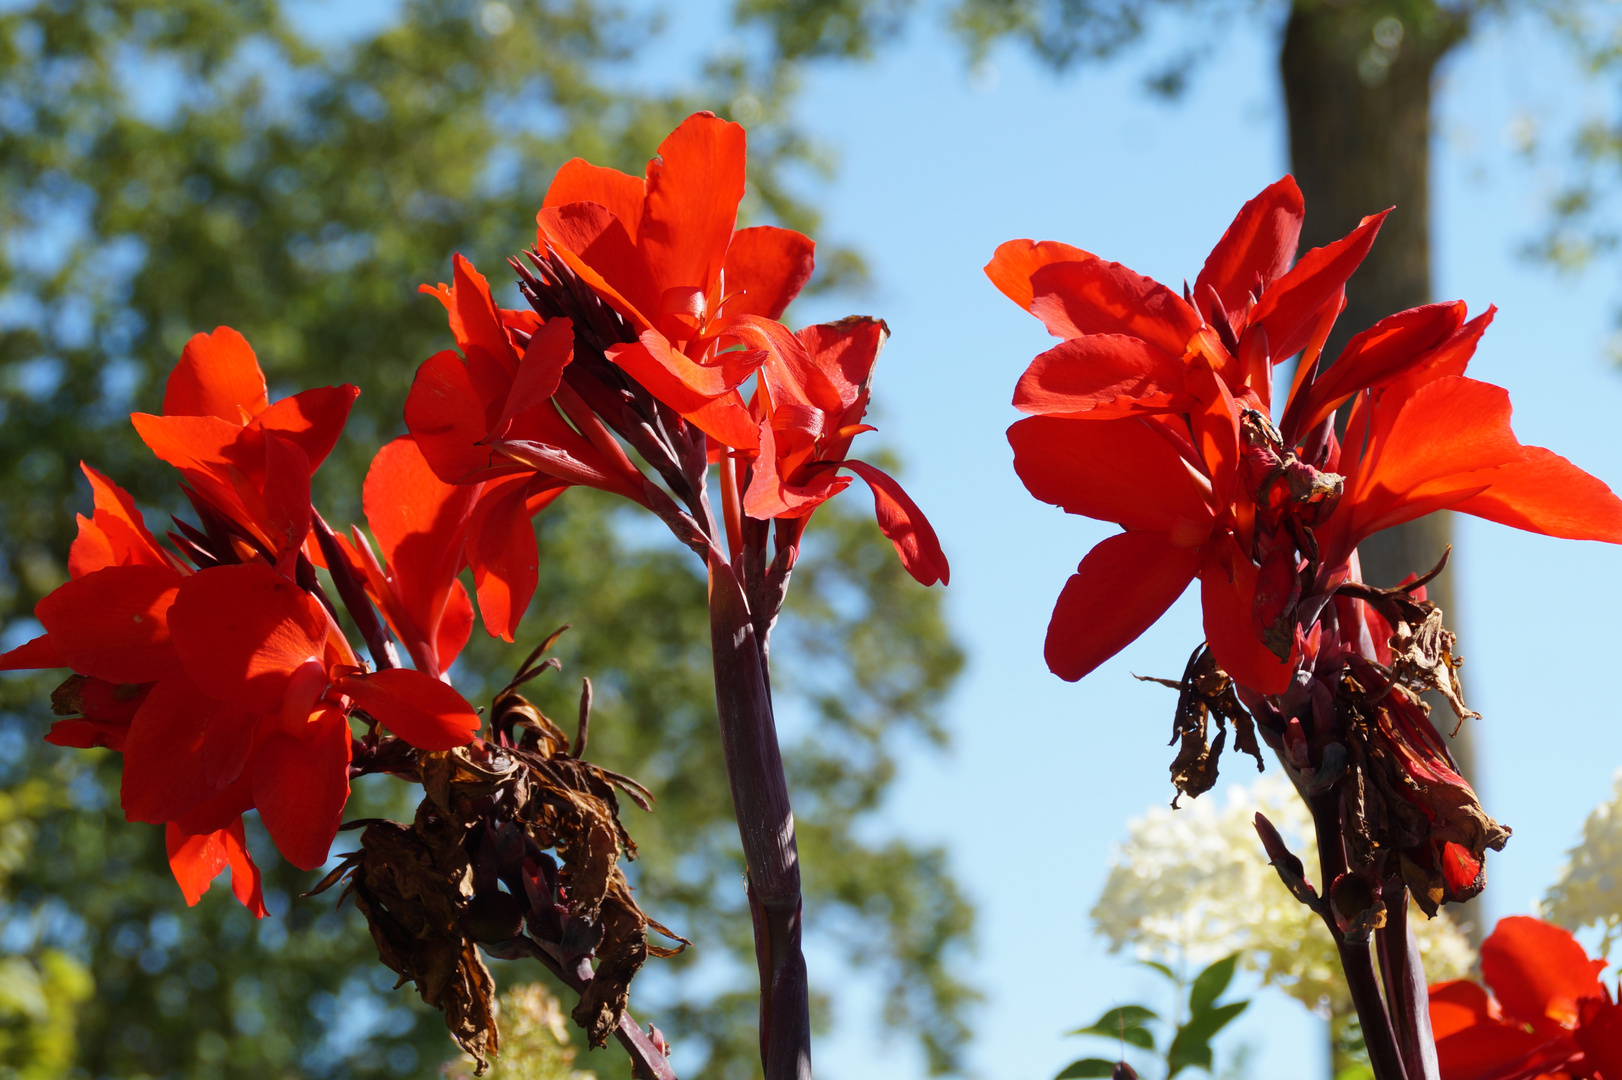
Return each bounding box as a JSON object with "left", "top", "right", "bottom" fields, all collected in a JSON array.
[
  {"left": 1139, "top": 959, "right": 1178, "bottom": 983},
  {"left": 1066, "top": 1004, "right": 1158, "bottom": 1049},
  {"left": 1187, "top": 953, "right": 1240, "bottom": 1016},
  {"left": 1166, "top": 1001, "right": 1250, "bottom": 1078},
  {"left": 1056, "top": 1059, "right": 1123, "bottom": 1079}
]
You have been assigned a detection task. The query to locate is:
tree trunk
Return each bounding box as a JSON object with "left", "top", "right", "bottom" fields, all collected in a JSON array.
[{"left": 1280, "top": 5, "right": 1473, "bottom": 1073}]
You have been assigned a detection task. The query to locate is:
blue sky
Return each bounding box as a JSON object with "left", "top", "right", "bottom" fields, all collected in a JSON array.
[{"left": 184, "top": 1, "right": 1622, "bottom": 1075}]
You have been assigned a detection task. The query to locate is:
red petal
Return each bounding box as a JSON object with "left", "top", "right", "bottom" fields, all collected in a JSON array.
[
  {"left": 1008, "top": 415, "right": 1215, "bottom": 534},
  {"left": 443, "top": 254, "right": 519, "bottom": 373},
  {"left": 223, "top": 818, "right": 267, "bottom": 916},
  {"left": 1194, "top": 176, "right": 1305, "bottom": 325},
  {"left": 638, "top": 112, "right": 746, "bottom": 305},
  {"left": 1286, "top": 302, "right": 1466, "bottom": 438},
  {"left": 69, "top": 463, "right": 168, "bottom": 577},
  {"left": 1028, "top": 259, "right": 1202, "bottom": 357},
  {"left": 491, "top": 316, "right": 574, "bottom": 438},
  {"left": 1481, "top": 916, "right": 1606, "bottom": 1031},
  {"left": 1043, "top": 530, "right": 1201, "bottom": 681},
  {"left": 438, "top": 579, "right": 475, "bottom": 669},
  {"left": 168, "top": 563, "right": 331, "bottom": 715},
  {"left": 682, "top": 392, "right": 761, "bottom": 452},
  {"left": 1433, "top": 1021, "right": 1574, "bottom": 1080},
  {"left": 163, "top": 327, "right": 269, "bottom": 422},
  {"left": 536, "top": 202, "right": 660, "bottom": 330},
  {"left": 334, "top": 668, "right": 480, "bottom": 750},
  {"left": 166, "top": 821, "right": 229, "bottom": 906},
  {"left": 259, "top": 433, "right": 313, "bottom": 556},
  {"left": 1427, "top": 980, "right": 1496, "bottom": 1040},
  {"left": 250, "top": 704, "right": 350, "bottom": 871},
  {"left": 984, "top": 238, "right": 1096, "bottom": 316},
  {"left": 35, "top": 564, "right": 181, "bottom": 684},
  {"left": 608, "top": 330, "right": 761, "bottom": 406},
  {"left": 1250, "top": 209, "right": 1390, "bottom": 360},
  {"left": 796, "top": 317, "right": 885, "bottom": 410},
  {"left": 1343, "top": 377, "right": 1525, "bottom": 544},
  {"left": 1451, "top": 446, "right": 1622, "bottom": 543},
  {"left": 466, "top": 475, "right": 541, "bottom": 643},
  {"left": 362, "top": 436, "right": 481, "bottom": 670},
  {"left": 0, "top": 632, "right": 65, "bottom": 671},
  {"left": 405, "top": 349, "right": 517, "bottom": 485},
  {"left": 841, "top": 460, "right": 949, "bottom": 586},
  {"left": 1013, "top": 334, "right": 1189, "bottom": 418},
  {"left": 251, "top": 384, "right": 360, "bottom": 473},
  {"left": 722, "top": 226, "right": 815, "bottom": 319},
  {"left": 1574, "top": 999, "right": 1622, "bottom": 1079},
  {"left": 121, "top": 670, "right": 240, "bottom": 823},
  {"left": 1198, "top": 535, "right": 1295, "bottom": 695},
  {"left": 543, "top": 157, "right": 647, "bottom": 240}
]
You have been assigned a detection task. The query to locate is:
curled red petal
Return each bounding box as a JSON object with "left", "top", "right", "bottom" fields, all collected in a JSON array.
[
  {"left": 1013, "top": 334, "right": 1189, "bottom": 418},
  {"left": 163, "top": 326, "right": 269, "bottom": 422},
  {"left": 1250, "top": 209, "right": 1389, "bottom": 360},
  {"left": 535, "top": 202, "right": 659, "bottom": 330},
  {"left": 543, "top": 157, "right": 647, "bottom": 239},
  {"left": 1194, "top": 176, "right": 1304, "bottom": 326},
  {"left": 69, "top": 463, "right": 169, "bottom": 577},
  {"left": 437, "top": 579, "right": 475, "bottom": 669},
  {"left": 168, "top": 563, "right": 331, "bottom": 715},
  {"left": 840, "top": 460, "right": 949, "bottom": 586},
  {"left": 984, "top": 238, "right": 1096, "bottom": 316},
  {"left": 334, "top": 668, "right": 480, "bottom": 751},
  {"left": 164, "top": 816, "right": 266, "bottom": 917},
  {"left": 251, "top": 703, "right": 350, "bottom": 871},
  {"left": 1029, "top": 259, "right": 1203, "bottom": 357},
  {"left": 251, "top": 384, "right": 360, "bottom": 474},
  {"left": 491, "top": 316, "right": 574, "bottom": 438},
  {"left": 1043, "top": 530, "right": 1201, "bottom": 682},
  {"left": 405, "top": 349, "right": 518, "bottom": 485},
  {"left": 35, "top": 564, "right": 181, "bottom": 684}
]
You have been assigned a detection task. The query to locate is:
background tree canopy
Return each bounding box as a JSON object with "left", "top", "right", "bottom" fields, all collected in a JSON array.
[{"left": 0, "top": 2, "right": 969, "bottom": 1078}]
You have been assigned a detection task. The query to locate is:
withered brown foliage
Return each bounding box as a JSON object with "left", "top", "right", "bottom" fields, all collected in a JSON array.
[{"left": 312, "top": 642, "right": 687, "bottom": 1076}]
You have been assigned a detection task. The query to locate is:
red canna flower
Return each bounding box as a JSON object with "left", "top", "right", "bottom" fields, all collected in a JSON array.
[
  {"left": 993, "top": 178, "right": 1622, "bottom": 691},
  {"left": 533, "top": 111, "right": 814, "bottom": 449},
  {"left": 738, "top": 316, "right": 949, "bottom": 585},
  {"left": 1431, "top": 916, "right": 1622, "bottom": 1080},
  {"left": 1, "top": 326, "right": 482, "bottom": 911}
]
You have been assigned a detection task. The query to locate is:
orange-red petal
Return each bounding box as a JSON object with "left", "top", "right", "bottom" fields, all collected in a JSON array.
[
  {"left": 250, "top": 703, "right": 350, "bottom": 871},
  {"left": 1198, "top": 535, "right": 1295, "bottom": 695},
  {"left": 638, "top": 112, "right": 746, "bottom": 308},
  {"left": 722, "top": 226, "right": 815, "bottom": 320},
  {"left": 334, "top": 668, "right": 480, "bottom": 750},
  {"left": 1194, "top": 176, "right": 1304, "bottom": 325},
  {"left": 1043, "top": 530, "right": 1200, "bottom": 682},
  {"left": 163, "top": 327, "right": 269, "bottom": 422},
  {"left": 842, "top": 460, "right": 949, "bottom": 587},
  {"left": 984, "top": 238, "right": 1095, "bottom": 315},
  {"left": 34, "top": 564, "right": 181, "bottom": 684},
  {"left": 543, "top": 157, "right": 647, "bottom": 240},
  {"left": 1028, "top": 259, "right": 1202, "bottom": 356},
  {"left": 168, "top": 563, "right": 331, "bottom": 715},
  {"left": 166, "top": 817, "right": 268, "bottom": 917},
  {"left": 121, "top": 670, "right": 239, "bottom": 824},
  {"left": 1481, "top": 916, "right": 1606, "bottom": 1032},
  {"left": 1251, "top": 209, "right": 1389, "bottom": 361},
  {"left": 1008, "top": 415, "right": 1215, "bottom": 534},
  {"left": 1013, "top": 334, "right": 1189, "bottom": 418}
]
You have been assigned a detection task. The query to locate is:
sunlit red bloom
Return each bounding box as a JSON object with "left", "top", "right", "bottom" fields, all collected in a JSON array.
[
  {"left": 535, "top": 111, "right": 814, "bottom": 448},
  {"left": 738, "top": 316, "right": 949, "bottom": 585},
  {"left": 1430, "top": 916, "right": 1622, "bottom": 1080},
  {"left": 993, "top": 177, "right": 1622, "bottom": 691},
  {"left": 0, "top": 328, "right": 481, "bottom": 913}
]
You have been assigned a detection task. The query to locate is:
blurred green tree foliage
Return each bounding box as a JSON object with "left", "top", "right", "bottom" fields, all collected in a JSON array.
[{"left": 0, "top": 2, "right": 969, "bottom": 1077}]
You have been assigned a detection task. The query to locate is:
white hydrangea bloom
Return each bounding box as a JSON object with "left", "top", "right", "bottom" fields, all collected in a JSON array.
[
  {"left": 1090, "top": 775, "right": 1475, "bottom": 1015},
  {"left": 1543, "top": 770, "right": 1622, "bottom": 958}
]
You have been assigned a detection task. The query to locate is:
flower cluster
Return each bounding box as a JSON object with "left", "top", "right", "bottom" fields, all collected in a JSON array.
[
  {"left": 994, "top": 178, "right": 1622, "bottom": 915},
  {"left": 404, "top": 111, "right": 949, "bottom": 616},
  {"left": 1091, "top": 775, "right": 1473, "bottom": 1016},
  {"left": 0, "top": 329, "right": 483, "bottom": 912},
  {"left": 1430, "top": 917, "right": 1622, "bottom": 1079},
  {"left": 1544, "top": 770, "right": 1622, "bottom": 960}
]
